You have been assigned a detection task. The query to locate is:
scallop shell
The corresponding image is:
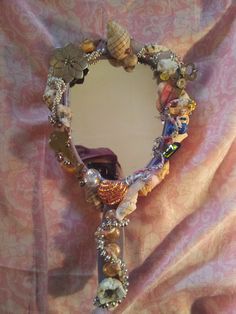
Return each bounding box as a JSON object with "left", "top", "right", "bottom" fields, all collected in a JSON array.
[
  {"left": 98, "top": 180, "right": 128, "bottom": 206},
  {"left": 107, "top": 21, "right": 131, "bottom": 60}
]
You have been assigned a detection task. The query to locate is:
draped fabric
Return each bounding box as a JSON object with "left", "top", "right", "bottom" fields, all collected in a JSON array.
[{"left": 1, "top": 1, "right": 236, "bottom": 313}]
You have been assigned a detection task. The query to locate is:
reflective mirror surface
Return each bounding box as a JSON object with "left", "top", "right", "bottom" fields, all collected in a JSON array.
[{"left": 70, "top": 60, "right": 163, "bottom": 176}]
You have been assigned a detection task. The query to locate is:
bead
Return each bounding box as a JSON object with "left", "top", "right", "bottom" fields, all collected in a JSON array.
[
  {"left": 84, "top": 169, "right": 102, "bottom": 188},
  {"left": 160, "top": 71, "right": 170, "bottom": 81},
  {"left": 176, "top": 78, "right": 186, "bottom": 89},
  {"left": 104, "top": 228, "right": 120, "bottom": 241},
  {"left": 105, "top": 243, "right": 120, "bottom": 257},
  {"left": 103, "top": 262, "right": 121, "bottom": 277},
  {"left": 80, "top": 39, "right": 96, "bottom": 53}
]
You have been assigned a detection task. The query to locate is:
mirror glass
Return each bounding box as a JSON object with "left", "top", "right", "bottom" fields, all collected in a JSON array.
[{"left": 70, "top": 60, "right": 163, "bottom": 176}]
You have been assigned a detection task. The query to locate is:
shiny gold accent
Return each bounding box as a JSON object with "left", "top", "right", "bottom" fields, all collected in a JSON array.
[
  {"left": 105, "top": 243, "right": 121, "bottom": 257},
  {"left": 104, "top": 228, "right": 120, "bottom": 241},
  {"left": 160, "top": 71, "right": 170, "bottom": 81},
  {"left": 98, "top": 180, "right": 128, "bottom": 206},
  {"left": 103, "top": 262, "right": 121, "bottom": 277}
]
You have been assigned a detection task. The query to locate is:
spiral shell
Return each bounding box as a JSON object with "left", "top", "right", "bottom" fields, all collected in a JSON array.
[
  {"left": 98, "top": 180, "right": 128, "bottom": 206},
  {"left": 107, "top": 21, "right": 131, "bottom": 60}
]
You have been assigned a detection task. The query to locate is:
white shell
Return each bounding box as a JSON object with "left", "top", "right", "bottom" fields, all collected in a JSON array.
[
  {"left": 157, "top": 58, "right": 179, "bottom": 75},
  {"left": 116, "top": 193, "right": 138, "bottom": 221},
  {"left": 116, "top": 180, "right": 145, "bottom": 220},
  {"left": 57, "top": 104, "right": 72, "bottom": 128},
  {"left": 43, "top": 85, "right": 56, "bottom": 107},
  {"left": 97, "top": 278, "right": 126, "bottom": 305}
]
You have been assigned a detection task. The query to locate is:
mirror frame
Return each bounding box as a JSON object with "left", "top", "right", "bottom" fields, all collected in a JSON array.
[{"left": 43, "top": 21, "right": 197, "bottom": 310}]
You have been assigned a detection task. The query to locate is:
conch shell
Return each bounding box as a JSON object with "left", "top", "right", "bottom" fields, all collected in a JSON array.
[
  {"left": 98, "top": 180, "right": 128, "bottom": 206},
  {"left": 107, "top": 21, "right": 131, "bottom": 60}
]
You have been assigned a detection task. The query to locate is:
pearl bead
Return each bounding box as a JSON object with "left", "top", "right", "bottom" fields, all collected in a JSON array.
[
  {"left": 84, "top": 169, "right": 102, "bottom": 188},
  {"left": 105, "top": 243, "right": 120, "bottom": 257},
  {"left": 103, "top": 262, "right": 120, "bottom": 277},
  {"left": 104, "top": 228, "right": 120, "bottom": 241}
]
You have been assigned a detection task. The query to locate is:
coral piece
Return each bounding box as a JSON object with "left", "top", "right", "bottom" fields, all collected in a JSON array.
[
  {"left": 98, "top": 180, "right": 128, "bottom": 206},
  {"left": 107, "top": 21, "right": 131, "bottom": 60},
  {"left": 96, "top": 278, "right": 126, "bottom": 305},
  {"left": 105, "top": 243, "right": 121, "bottom": 257}
]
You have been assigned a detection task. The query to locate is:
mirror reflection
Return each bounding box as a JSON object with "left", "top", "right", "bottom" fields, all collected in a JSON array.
[{"left": 70, "top": 60, "right": 163, "bottom": 176}]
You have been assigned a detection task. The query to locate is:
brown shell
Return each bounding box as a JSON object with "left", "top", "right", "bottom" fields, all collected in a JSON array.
[
  {"left": 107, "top": 21, "right": 131, "bottom": 60},
  {"left": 98, "top": 180, "right": 128, "bottom": 206}
]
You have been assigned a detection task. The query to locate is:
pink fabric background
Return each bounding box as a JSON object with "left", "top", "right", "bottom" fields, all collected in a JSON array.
[{"left": 1, "top": 1, "right": 236, "bottom": 313}]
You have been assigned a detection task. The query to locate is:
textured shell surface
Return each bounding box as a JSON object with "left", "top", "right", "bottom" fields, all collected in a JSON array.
[
  {"left": 98, "top": 180, "right": 128, "bottom": 206},
  {"left": 116, "top": 193, "right": 138, "bottom": 221},
  {"left": 107, "top": 21, "right": 131, "bottom": 60}
]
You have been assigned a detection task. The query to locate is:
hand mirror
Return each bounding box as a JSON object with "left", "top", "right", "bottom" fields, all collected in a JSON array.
[{"left": 43, "top": 21, "right": 197, "bottom": 311}]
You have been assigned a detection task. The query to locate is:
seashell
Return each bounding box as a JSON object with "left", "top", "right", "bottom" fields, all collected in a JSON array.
[
  {"left": 157, "top": 58, "right": 179, "bottom": 75},
  {"left": 57, "top": 104, "right": 72, "bottom": 128},
  {"left": 123, "top": 54, "right": 138, "bottom": 67},
  {"left": 124, "top": 66, "right": 135, "bottom": 72},
  {"left": 139, "top": 162, "right": 170, "bottom": 196},
  {"left": 96, "top": 278, "right": 126, "bottom": 305},
  {"left": 145, "top": 44, "right": 169, "bottom": 55},
  {"left": 98, "top": 180, "right": 128, "bottom": 206},
  {"left": 116, "top": 193, "right": 138, "bottom": 221},
  {"left": 43, "top": 85, "right": 57, "bottom": 109},
  {"left": 107, "top": 21, "right": 131, "bottom": 60}
]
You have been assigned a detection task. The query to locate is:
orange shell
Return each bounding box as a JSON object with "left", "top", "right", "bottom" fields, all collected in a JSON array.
[{"left": 98, "top": 180, "right": 128, "bottom": 206}]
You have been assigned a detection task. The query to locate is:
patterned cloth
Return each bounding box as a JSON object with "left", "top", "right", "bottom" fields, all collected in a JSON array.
[{"left": 1, "top": 1, "right": 236, "bottom": 313}]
